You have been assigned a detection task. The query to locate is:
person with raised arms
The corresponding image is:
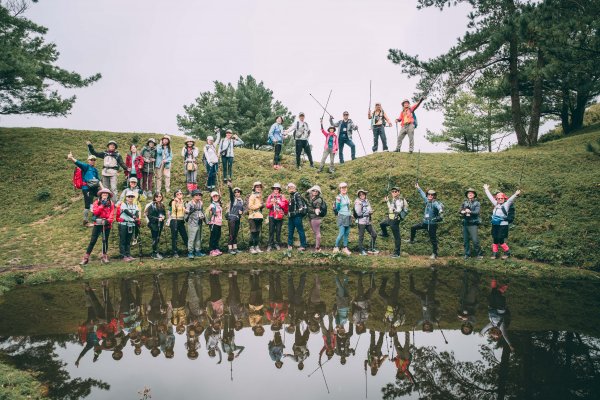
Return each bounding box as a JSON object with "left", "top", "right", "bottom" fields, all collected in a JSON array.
[
  {"left": 367, "top": 102, "right": 392, "bottom": 152},
  {"left": 330, "top": 111, "right": 358, "bottom": 163}
]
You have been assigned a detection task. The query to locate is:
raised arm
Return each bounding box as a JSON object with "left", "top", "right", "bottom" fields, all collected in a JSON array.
[
  {"left": 86, "top": 142, "right": 104, "bottom": 158},
  {"left": 483, "top": 184, "right": 497, "bottom": 205}
]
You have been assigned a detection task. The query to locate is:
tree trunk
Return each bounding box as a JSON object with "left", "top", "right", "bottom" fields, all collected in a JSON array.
[
  {"left": 527, "top": 49, "right": 545, "bottom": 146},
  {"left": 507, "top": 3, "right": 528, "bottom": 146},
  {"left": 560, "top": 87, "right": 572, "bottom": 134},
  {"left": 571, "top": 89, "right": 589, "bottom": 131}
]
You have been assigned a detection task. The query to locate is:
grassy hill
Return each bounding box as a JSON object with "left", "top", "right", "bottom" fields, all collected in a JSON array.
[{"left": 0, "top": 126, "right": 599, "bottom": 271}]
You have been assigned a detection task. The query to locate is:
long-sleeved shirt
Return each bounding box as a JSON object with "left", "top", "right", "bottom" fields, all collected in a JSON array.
[
  {"left": 286, "top": 120, "right": 311, "bottom": 140},
  {"left": 321, "top": 128, "right": 338, "bottom": 152},
  {"left": 217, "top": 135, "right": 244, "bottom": 158},
  {"left": 396, "top": 101, "right": 422, "bottom": 127},
  {"left": 335, "top": 194, "right": 351, "bottom": 216},
  {"left": 155, "top": 145, "right": 172, "bottom": 168},
  {"left": 484, "top": 187, "right": 518, "bottom": 226},
  {"left": 248, "top": 192, "right": 264, "bottom": 219},
  {"left": 87, "top": 144, "right": 127, "bottom": 177},
  {"left": 459, "top": 199, "right": 481, "bottom": 225},
  {"left": 386, "top": 196, "right": 409, "bottom": 220},
  {"left": 266, "top": 193, "right": 288, "bottom": 219},
  {"left": 181, "top": 146, "right": 199, "bottom": 163},
  {"left": 354, "top": 198, "right": 373, "bottom": 225},
  {"left": 203, "top": 143, "right": 218, "bottom": 165},
  {"left": 185, "top": 200, "right": 204, "bottom": 227},
  {"left": 268, "top": 123, "right": 284, "bottom": 143},
  {"left": 330, "top": 117, "right": 357, "bottom": 140},
  {"left": 417, "top": 187, "right": 443, "bottom": 225},
  {"left": 74, "top": 160, "right": 99, "bottom": 189}
]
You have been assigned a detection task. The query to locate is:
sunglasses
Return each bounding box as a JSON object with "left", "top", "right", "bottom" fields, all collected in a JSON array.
[
  {"left": 391, "top": 190, "right": 399, "bottom": 193},
  {"left": 126, "top": 195, "right": 135, "bottom": 198},
  {"left": 343, "top": 113, "right": 349, "bottom": 116}
]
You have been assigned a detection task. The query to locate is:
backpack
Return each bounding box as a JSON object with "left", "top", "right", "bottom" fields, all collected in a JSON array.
[
  {"left": 318, "top": 198, "right": 328, "bottom": 218},
  {"left": 332, "top": 199, "right": 338, "bottom": 216},
  {"left": 413, "top": 112, "right": 418, "bottom": 129},
  {"left": 501, "top": 203, "right": 515, "bottom": 224},
  {"left": 295, "top": 193, "right": 308, "bottom": 216},
  {"left": 352, "top": 202, "right": 360, "bottom": 219},
  {"left": 73, "top": 167, "right": 83, "bottom": 189},
  {"left": 433, "top": 201, "right": 444, "bottom": 222}
]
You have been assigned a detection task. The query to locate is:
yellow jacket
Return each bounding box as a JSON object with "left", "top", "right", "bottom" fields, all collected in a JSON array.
[{"left": 247, "top": 192, "right": 264, "bottom": 219}]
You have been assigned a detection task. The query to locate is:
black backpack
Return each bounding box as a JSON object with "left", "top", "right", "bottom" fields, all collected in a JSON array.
[
  {"left": 318, "top": 198, "right": 328, "bottom": 218},
  {"left": 501, "top": 203, "right": 515, "bottom": 224},
  {"left": 332, "top": 199, "right": 338, "bottom": 216}
]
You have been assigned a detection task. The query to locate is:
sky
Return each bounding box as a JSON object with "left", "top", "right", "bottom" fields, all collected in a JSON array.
[{"left": 2, "top": 0, "right": 482, "bottom": 156}]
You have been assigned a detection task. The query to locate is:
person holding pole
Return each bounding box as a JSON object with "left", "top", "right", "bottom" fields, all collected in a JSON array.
[
  {"left": 145, "top": 192, "right": 166, "bottom": 260},
  {"left": 330, "top": 111, "right": 358, "bottom": 164},
  {"left": 460, "top": 188, "right": 483, "bottom": 259},
  {"left": 226, "top": 181, "right": 246, "bottom": 255},
  {"left": 116, "top": 190, "right": 141, "bottom": 262},
  {"left": 319, "top": 119, "right": 338, "bottom": 173},
  {"left": 395, "top": 98, "right": 424, "bottom": 153},
  {"left": 79, "top": 188, "right": 115, "bottom": 265},
  {"left": 247, "top": 182, "right": 264, "bottom": 254},
  {"left": 67, "top": 151, "right": 100, "bottom": 227},
  {"left": 285, "top": 112, "right": 314, "bottom": 170},
  {"left": 380, "top": 186, "right": 409, "bottom": 258},
  {"left": 140, "top": 139, "right": 157, "bottom": 197},
  {"left": 334, "top": 182, "right": 352, "bottom": 255},
  {"left": 368, "top": 103, "right": 392, "bottom": 152}
]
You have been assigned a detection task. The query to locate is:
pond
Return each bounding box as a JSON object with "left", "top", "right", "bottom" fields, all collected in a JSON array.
[{"left": 0, "top": 267, "right": 599, "bottom": 400}]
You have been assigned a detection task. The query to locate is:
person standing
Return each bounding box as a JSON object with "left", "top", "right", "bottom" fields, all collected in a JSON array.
[
  {"left": 168, "top": 189, "right": 188, "bottom": 258},
  {"left": 460, "top": 188, "right": 483, "bottom": 259},
  {"left": 395, "top": 98, "right": 424, "bottom": 153},
  {"left": 203, "top": 135, "right": 219, "bottom": 191},
  {"left": 116, "top": 190, "right": 141, "bottom": 262},
  {"left": 483, "top": 184, "right": 521, "bottom": 259},
  {"left": 79, "top": 188, "right": 115, "bottom": 265},
  {"left": 181, "top": 139, "right": 199, "bottom": 194},
  {"left": 286, "top": 182, "right": 307, "bottom": 251},
  {"left": 305, "top": 185, "right": 324, "bottom": 252},
  {"left": 334, "top": 182, "right": 352, "bottom": 255},
  {"left": 330, "top": 111, "right": 358, "bottom": 164},
  {"left": 367, "top": 103, "right": 392, "bottom": 152},
  {"left": 380, "top": 186, "right": 409, "bottom": 258},
  {"left": 354, "top": 189, "right": 378, "bottom": 256},
  {"left": 140, "top": 139, "right": 157, "bottom": 197},
  {"left": 67, "top": 151, "right": 100, "bottom": 227},
  {"left": 285, "top": 112, "right": 314, "bottom": 169},
  {"left": 125, "top": 144, "right": 144, "bottom": 183},
  {"left": 185, "top": 189, "right": 205, "bottom": 259},
  {"left": 145, "top": 192, "right": 166, "bottom": 260},
  {"left": 207, "top": 192, "right": 224, "bottom": 256},
  {"left": 217, "top": 129, "right": 244, "bottom": 180},
  {"left": 268, "top": 116, "right": 285, "bottom": 170},
  {"left": 155, "top": 135, "right": 172, "bottom": 195},
  {"left": 319, "top": 119, "right": 338, "bottom": 173},
  {"left": 248, "top": 182, "right": 265, "bottom": 254},
  {"left": 226, "top": 181, "right": 246, "bottom": 255},
  {"left": 410, "top": 183, "right": 444, "bottom": 259},
  {"left": 266, "top": 183, "right": 288, "bottom": 251},
  {"left": 86, "top": 140, "right": 127, "bottom": 198}
]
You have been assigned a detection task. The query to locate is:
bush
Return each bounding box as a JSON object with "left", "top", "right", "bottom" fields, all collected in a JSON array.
[{"left": 35, "top": 189, "right": 51, "bottom": 202}]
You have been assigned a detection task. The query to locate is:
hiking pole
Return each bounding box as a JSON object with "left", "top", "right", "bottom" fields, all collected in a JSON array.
[
  {"left": 319, "top": 363, "right": 330, "bottom": 394},
  {"left": 321, "top": 89, "right": 332, "bottom": 121},
  {"left": 365, "top": 364, "right": 368, "bottom": 398},
  {"left": 355, "top": 127, "right": 368, "bottom": 156},
  {"left": 230, "top": 361, "right": 233, "bottom": 381},
  {"left": 518, "top": 154, "right": 527, "bottom": 188},
  {"left": 308, "top": 358, "right": 330, "bottom": 377},
  {"left": 309, "top": 93, "right": 334, "bottom": 119},
  {"left": 437, "top": 323, "right": 448, "bottom": 344},
  {"left": 368, "top": 80, "right": 372, "bottom": 112}
]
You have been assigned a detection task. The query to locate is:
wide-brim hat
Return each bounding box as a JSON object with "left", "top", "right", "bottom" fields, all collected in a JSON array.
[
  {"left": 402, "top": 99, "right": 410, "bottom": 106},
  {"left": 87, "top": 155, "right": 97, "bottom": 160},
  {"left": 233, "top": 187, "right": 242, "bottom": 194},
  {"left": 465, "top": 188, "right": 477, "bottom": 197},
  {"left": 191, "top": 189, "right": 203, "bottom": 196},
  {"left": 272, "top": 183, "right": 282, "bottom": 190},
  {"left": 357, "top": 189, "right": 368, "bottom": 196},
  {"left": 107, "top": 140, "right": 118, "bottom": 149},
  {"left": 206, "top": 136, "right": 214, "bottom": 142},
  {"left": 210, "top": 191, "right": 220, "bottom": 198},
  {"left": 147, "top": 138, "right": 157, "bottom": 145},
  {"left": 307, "top": 185, "right": 321, "bottom": 194},
  {"left": 328, "top": 126, "right": 336, "bottom": 132},
  {"left": 128, "top": 177, "right": 138, "bottom": 183},
  {"left": 161, "top": 135, "right": 171, "bottom": 143},
  {"left": 185, "top": 138, "right": 195, "bottom": 145},
  {"left": 426, "top": 189, "right": 437, "bottom": 196},
  {"left": 125, "top": 190, "right": 136, "bottom": 197},
  {"left": 298, "top": 112, "right": 305, "bottom": 117},
  {"left": 287, "top": 182, "right": 296, "bottom": 189},
  {"left": 253, "top": 181, "right": 263, "bottom": 189},
  {"left": 390, "top": 186, "right": 400, "bottom": 192},
  {"left": 98, "top": 188, "right": 113, "bottom": 198}
]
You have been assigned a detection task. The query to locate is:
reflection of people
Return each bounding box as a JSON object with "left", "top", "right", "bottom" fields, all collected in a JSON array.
[
  {"left": 266, "top": 271, "right": 287, "bottom": 331},
  {"left": 204, "top": 320, "right": 222, "bottom": 364},
  {"left": 248, "top": 270, "right": 265, "bottom": 336},
  {"left": 352, "top": 272, "right": 375, "bottom": 336},
  {"left": 307, "top": 275, "right": 326, "bottom": 334},
  {"left": 207, "top": 271, "right": 224, "bottom": 322},
  {"left": 392, "top": 332, "right": 414, "bottom": 382},
  {"left": 76, "top": 282, "right": 114, "bottom": 367},
  {"left": 457, "top": 269, "right": 480, "bottom": 335},
  {"left": 284, "top": 321, "right": 310, "bottom": 370},
  {"left": 287, "top": 272, "right": 307, "bottom": 326},
  {"left": 364, "top": 330, "right": 387, "bottom": 376},
  {"left": 410, "top": 270, "right": 441, "bottom": 332},
  {"left": 269, "top": 331, "right": 285, "bottom": 369},
  {"left": 379, "top": 271, "right": 405, "bottom": 330},
  {"left": 222, "top": 314, "right": 245, "bottom": 362},
  {"left": 480, "top": 279, "right": 513, "bottom": 351},
  {"left": 227, "top": 271, "right": 247, "bottom": 330},
  {"left": 170, "top": 274, "right": 189, "bottom": 335},
  {"left": 335, "top": 322, "right": 355, "bottom": 365},
  {"left": 334, "top": 272, "right": 351, "bottom": 328},
  {"left": 318, "top": 313, "right": 336, "bottom": 365}
]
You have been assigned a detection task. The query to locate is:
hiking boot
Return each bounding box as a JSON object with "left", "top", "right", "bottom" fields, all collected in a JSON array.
[
  {"left": 79, "top": 254, "right": 90, "bottom": 266},
  {"left": 464, "top": 254, "right": 470, "bottom": 260},
  {"left": 188, "top": 252, "right": 195, "bottom": 259},
  {"left": 318, "top": 167, "right": 324, "bottom": 173},
  {"left": 194, "top": 251, "right": 205, "bottom": 257},
  {"left": 172, "top": 252, "right": 179, "bottom": 258},
  {"left": 476, "top": 255, "right": 484, "bottom": 260},
  {"left": 274, "top": 244, "right": 280, "bottom": 250},
  {"left": 101, "top": 254, "right": 110, "bottom": 264},
  {"left": 229, "top": 249, "right": 236, "bottom": 255},
  {"left": 255, "top": 247, "right": 263, "bottom": 253},
  {"left": 266, "top": 246, "right": 272, "bottom": 252},
  {"left": 328, "top": 167, "right": 335, "bottom": 173},
  {"left": 359, "top": 250, "right": 368, "bottom": 256},
  {"left": 249, "top": 246, "right": 257, "bottom": 254},
  {"left": 370, "top": 249, "right": 380, "bottom": 255},
  {"left": 501, "top": 251, "right": 511, "bottom": 260},
  {"left": 381, "top": 233, "right": 389, "bottom": 238},
  {"left": 429, "top": 254, "right": 437, "bottom": 260},
  {"left": 490, "top": 252, "right": 498, "bottom": 259},
  {"left": 126, "top": 256, "right": 137, "bottom": 262},
  {"left": 390, "top": 253, "right": 400, "bottom": 258},
  {"left": 333, "top": 247, "right": 340, "bottom": 254},
  {"left": 152, "top": 253, "right": 163, "bottom": 260},
  {"left": 342, "top": 248, "right": 351, "bottom": 256}
]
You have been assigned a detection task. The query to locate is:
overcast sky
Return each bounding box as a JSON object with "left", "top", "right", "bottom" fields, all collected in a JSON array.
[{"left": 2, "top": 0, "right": 484, "bottom": 156}]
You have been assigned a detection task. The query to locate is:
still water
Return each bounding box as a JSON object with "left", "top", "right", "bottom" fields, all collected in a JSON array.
[{"left": 0, "top": 267, "right": 599, "bottom": 400}]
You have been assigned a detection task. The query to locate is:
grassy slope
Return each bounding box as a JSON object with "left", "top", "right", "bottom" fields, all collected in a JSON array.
[{"left": 0, "top": 127, "right": 599, "bottom": 275}]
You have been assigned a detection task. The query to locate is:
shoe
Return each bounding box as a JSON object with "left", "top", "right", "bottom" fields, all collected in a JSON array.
[
  {"left": 298, "top": 247, "right": 306, "bottom": 252},
  {"left": 82, "top": 220, "right": 88, "bottom": 227},
  {"left": 209, "top": 250, "right": 216, "bottom": 256},
  {"left": 333, "top": 247, "right": 340, "bottom": 254},
  {"left": 490, "top": 252, "right": 498, "bottom": 259},
  {"left": 390, "top": 253, "right": 400, "bottom": 258},
  {"left": 501, "top": 251, "right": 511, "bottom": 260},
  {"left": 430, "top": 254, "right": 437, "bottom": 260},
  {"left": 394, "top": 149, "right": 401, "bottom": 153},
  {"left": 288, "top": 245, "right": 293, "bottom": 251},
  {"left": 342, "top": 248, "right": 351, "bottom": 256},
  {"left": 152, "top": 253, "right": 163, "bottom": 260},
  {"left": 476, "top": 255, "right": 484, "bottom": 260},
  {"left": 249, "top": 246, "right": 257, "bottom": 255},
  {"left": 215, "top": 249, "right": 223, "bottom": 255},
  {"left": 274, "top": 244, "right": 280, "bottom": 251},
  {"left": 381, "top": 234, "right": 389, "bottom": 238},
  {"left": 266, "top": 246, "right": 272, "bottom": 252},
  {"left": 194, "top": 251, "right": 205, "bottom": 257},
  {"left": 297, "top": 166, "right": 302, "bottom": 171},
  {"left": 229, "top": 250, "right": 236, "bottom": 255},
  {"left": 101, "top": 254, "right": 110, "bottom": 264},
  {"left": 131, "top": 238, "right": 138, "bottom": 246},
  {"left": 370, "top": 249, "right": 380, "bottom": 255},
  {"left": 409, "top": 150, "right": 413, "bottom": 154},
  {"left": 79, "top": 254, "right": 90, "bottom": 266},
  {"left": 359, "top": 250, "right": 368, "bottom": 256},
  {"left": 127, "top": 256, "right": 137, "bottom": 262},
  {"left": 188, "top": 252, "right": 194, "bottom": 259},
  {"left": 315, "top": 247, "right": 321, "bottom": 252},
  {"left": 172, "top": 253, "right": 179, "bottom": 258},
  {"left": 464, "top": 255, "right": 470, "bottom": 260},
  {"left": 318, "top": 167, "right": 323, "bottom": 173},
  {"left": 328, "top": 168, "right": 335, "bottom": 173},
  {"left": 255, "top": 247, "right": 263, "bottom": 253}
]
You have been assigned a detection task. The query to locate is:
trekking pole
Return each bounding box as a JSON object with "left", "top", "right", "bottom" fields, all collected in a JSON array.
[
  {"left": 308, "top": 358, "right": 330, "bottom": 377},
  {"left": 354, "top": 127, "right": 368, "bottom": 156},
  {"left": 365, "top": 364, "right": 368, "bottom": 398},
  {"left": 321, "top": 89, "right": 332, "bottom": 121},
  {"left": 308, "top": 93, "right": 334, "bottom": 119},
  {"left": 518, "top": 154, "right": 527, "bottom": 188},
  {"left": 368, "top": 80, "right": 372, "bottom": 112},
  {"left": 230, "top": 361, "right": 233, "bottom": 381},
  {"left": 353, "top": 332, "right": 362, "bottom": 352},
  {"left": 437, "top": 322, "right": 448, "bottom": 344},
  {"left": 320, "top": 363, "right": 330, "bottom": 394},
  {"left": 395, "top": 122, "right": 399, "bottom": 146}
]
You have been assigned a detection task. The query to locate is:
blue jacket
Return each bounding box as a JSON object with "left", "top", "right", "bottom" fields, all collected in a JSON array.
[
  {"left": 155, "top": 145, "right": 172, "bottom": 168},
  {"left": 418, "top": 187, "right": 443, "bottom": 225},
  {"left": 268, "top": 123, "right": 284, "bottom": 144},
  {"left": 75, "top": 160, "right": 99, "bottom": 190}
]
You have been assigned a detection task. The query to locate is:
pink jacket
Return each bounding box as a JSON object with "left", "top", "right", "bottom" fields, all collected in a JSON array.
[{"left": 321, "top": 129, "right": 338, "bottom": 153}]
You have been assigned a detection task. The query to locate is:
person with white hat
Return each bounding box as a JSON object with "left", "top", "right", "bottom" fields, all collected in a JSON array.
[
  {"left": 140, "top": 138, "right": 157, "bottom": 196},
  {"left": 266, "top": 182, "right": 288, "bottom": 251},
  {"left": 155, "top": 135, "right": 172, "bottom": 194},
  {"left": 203, "top": 135, "right": 219, "bottom": 190},
  {"left": 334, "top": 182, "right": 352, "bottom": 255},
  {"left": 368, "top": 103, "right": 392, "bottom": 152},
  {"left": 247, "top": 181, "right": 264, "bottom": 254},
  {"left": 330, "top": 111, "right": 358, "bottom": 164},
  {"left": 305, "top": 185, "right": 325, "bottom": 251},
  {"left": 286, "top": 182, "right": 308, "bottom": 251},
  {"left": 380, "top": 186, "right": 409, "bottom": 258},
  {"left": 181, "top": 138, "right": 199, "bottom": 194},
  {"left": 79, "top": 188, "right": 115, "bottom": 265},
  {"left": 117, "top": 176, "right": 145, "bottom": 210},
  {"left": 86, "top": 140, "right": 127, "bottom": 197},
  {"left": 354, "top": 189, "right": 379, "bottom": 256},
  {"left": 116, "top": 190, "right": 141, "bottom": 262},
  {"left": 67, "top": 151, "right": 100, "bottom": 227},
  {"left": 216, "top": 128, "right": 244, "bottom": 180},
  {"left": 207, "top": 191, "right": 223, "bottom": 256},
  {"left": 168, "top": 189, "right": 188, "bottom": 257},
  {"left": 285, "top": 112, "right": 314, "bottom": 169}
]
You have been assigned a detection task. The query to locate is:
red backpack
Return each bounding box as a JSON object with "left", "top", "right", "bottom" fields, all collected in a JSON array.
[{"left": 73, "top": 167, "right": 83, "bottom": 189}]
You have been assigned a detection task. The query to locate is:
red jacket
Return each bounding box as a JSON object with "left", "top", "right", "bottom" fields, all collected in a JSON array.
[
  {"left": 321, "top": 129, "right": 338, "bottom": 153},
  {"left": 266, "top": 194, "right": 289, "bottom": 219},
  {"left": 266, "top": 302, "right": 288, "bottom": 322},
  {"left": 397, "top": 103, "right": 420, "bottom": 126},
  {"left": 125, "top": 154, "right": 144, "bottom": 178},
  {"left": 92, "top": 200, "right": 115, "bottom": 227}
]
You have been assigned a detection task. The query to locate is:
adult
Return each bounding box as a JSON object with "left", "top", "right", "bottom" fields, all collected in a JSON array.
[
  {"left": 185, "top": 189, "right": 205, "bottom": 259},
  {"left": 117, "top": 176, "right": 144, "bottom": 210},
  {"left": 181, "top": 138, "right": 199, "bottom": 194},
  {"left": 483, "top": 184, "right": 521, "bottom": 259},
  {"left": 334, "top": 182, "right": 352, "bottom": 255},
  {"left": 226, "top": 181, "right": 246, "bottom": 255},
  {"left": 116, "top": 190, "right": 141, "bottom": 262},
  {"left": 395, "top": 98, "right": 424, "bottom": 153},
  {"left": 305, "top": 185, "right": 324, "bottom": 252},
  {"left": 268, "top": 116, "right": 285, "bottom": 170},
  {"left": 330, "top": 111, "right": 358, "bottom": 164},
  {"left": 247, "top": 182, "right": 264, "bottom": 254},
  {"left": 67, "top": 151, "right": 100, "bottom": 227},
  {"left": 80, "top": 188, "right": 115, "bottom": 265},
  {"left": 380, "top": 186, "right": 409, "bottom": 258},
  {"left": 153, "top": 135, "right": 172, "bottom": 194},
  {"left": 286, "top": 182, "right": 307, "bottom": 251},
  {"left": 203, "top": 135, "right": 219, "bottom": 191},
  {"left": 217, "top": 129, "right": 244, "bottom": 180},
  {"left": 140, "top": 138, "right": 157, "bottom": 197},
  {"left": 319, "top": 119, "right": 338, "bottom": 173},
  {"left": 460, "top": 188, "right": 483, "bottom": 259},
  {"left": 367, "top": 103, "right": 392, "bottom": 152},
  {"left": 207, "top": 191, "right": 223, "bottom": 256},
  {"left": 125, "top": 144, "right": 144, "bottom": 183},
  {"left": 145, "top": 192, "right": 166, "bottom": 260},
  {"left": 168, "top": 189, "right": 188, "bottom": 257},
  {"left": 354, "top": 189, "right": 378, "bottom": 256},
  {"left": 285, "top": 112, "right": 314, "bottom": 169},
  {"left": 86, "top": 140, "right": 127, "bottom": 197},
  {"left": 266, "top": 183, "right": 288, "bottom": 251},
  {"left": 410, "top": 183, "right": 444, "bottom": 260}
]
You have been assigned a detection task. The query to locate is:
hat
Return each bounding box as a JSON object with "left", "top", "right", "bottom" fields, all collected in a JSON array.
[
  {"left": 128, "top": 177, "right": 138, "bottom": 183},
  {"left": 402, "top": 99, "right": 410, "bottom": 106},
  {"left": 233, "top": 187, "right": 242, "bottom": 193},
  {"left": 390, "top": 186, "right": 400, "bottom": 192},
  {"left": 339, "top": 182, "right": 348, "bottom": 188},
  {"left": 307, "top": 185, "right": 322, "bottom": 194},
  {"left": 98, "top": 188, "right": 113, "bottom": 198},
  {"left": 174, "top": 189, "right": 183, "bottom": 195},
  {"left": 185, "top": 138, "right": 195, "bottom": 145},
  {"left": 272, "top": 183, "right": 282, "bottom": 190},
  {"left": 225, "top": 129, "right": 233, "bottom": 134},
  {"left": 343, "top": 111, "right": 349, "bottom": 115},
  {"left": 210, "top": 191, "right": 220, "bottom": 198},
  {"left": 495, "top": 192, "right": 508, "bottom": 200},
  {"left": 87, "top": 154, "right": 97, "bottom": 160},
  {"left": 207, "top": 135, "right": 214, "bottom": 142},
  {"left": 107, "top": 140, "right": 118, "bottom": 149},
  {"left": 287, "top": 182, "right": 296, "bottom": 189},
  {"left": 191, "top": 189, "right": 203, "bottom": 196},
  {"left": 426, "top": 189, "right": 437, "bottom": 197},
  {"left": 465, "top": 188, "right": 478, "bottom": 197},
  {"left": 147, "top": 138, "right": 156, "bottom": 145},
  {"left": 161, "top": 135, "right": 171, "bottom": 142},
  {"left": 357, "top": 189, "right": 368, "bottom": 196},
  {"left": 253, "top": 181, "right": 263, "bottom": 189},
  {"left": 328, "top": 126, "right": 336, "bottom": 132},
  {"left": 298, "top": 112, "right": 305, "bottom": 116},
  {"left": 125, "top": 190, "right": 136, "bottom": 197}
]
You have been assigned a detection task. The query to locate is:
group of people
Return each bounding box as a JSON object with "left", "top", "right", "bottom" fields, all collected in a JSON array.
[{"left": 76, "top": 269, "right": 513, "bottom": 376}]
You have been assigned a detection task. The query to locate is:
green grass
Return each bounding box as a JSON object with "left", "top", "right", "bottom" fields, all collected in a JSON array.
[
  {"left": 0, "top": 126, "right": 599, "bottom": 281},
  {"left": 0, "top": 356, "right": 46, "bottom": 400}
]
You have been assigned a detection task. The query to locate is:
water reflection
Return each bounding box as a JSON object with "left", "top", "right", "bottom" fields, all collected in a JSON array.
[{"left": 0, "top": 267, "right": 599, "bottom": 400}]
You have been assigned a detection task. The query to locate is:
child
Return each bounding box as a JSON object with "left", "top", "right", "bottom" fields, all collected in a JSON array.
[{"left": 483, "top": 184, "right": 521, "bottom": 259}]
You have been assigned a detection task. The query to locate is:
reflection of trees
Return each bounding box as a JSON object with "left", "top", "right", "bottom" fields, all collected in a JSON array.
[
  {"left": 0, "top": 335, "right": 109, "bottom": 400},
  {"left": 382, "top": 331, "right": 600, "bottom": 400}
]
